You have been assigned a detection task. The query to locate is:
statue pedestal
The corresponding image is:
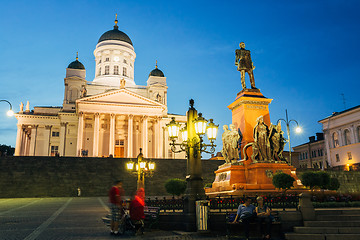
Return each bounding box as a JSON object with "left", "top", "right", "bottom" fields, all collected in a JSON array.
[
  {"left": 205, "top": 162, "right": 303, "bottom": 196},
  {"left": 228, "top": 89, "right": 272, "bottom": 159}
]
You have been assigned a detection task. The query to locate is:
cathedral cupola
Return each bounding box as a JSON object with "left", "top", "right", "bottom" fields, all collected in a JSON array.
[
  {"left": 92, "top": 14, "right": 136, "bottom": 88},
  {"left": 149, "top": 61, "right": 165, "bottom": 77},
  {"left": 67, "top": 52, "right": 85, "bottom": 70}
]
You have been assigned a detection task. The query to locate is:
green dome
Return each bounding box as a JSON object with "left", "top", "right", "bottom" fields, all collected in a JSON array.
[
  {"left": 149, "top": 67, "right": 164, "bottom": 77},
  {"left": 98, "top": 25, "right": 133, "bottom": 45},
  {"left": 67, "top": 60, "right": 85, "bottom": 70}
]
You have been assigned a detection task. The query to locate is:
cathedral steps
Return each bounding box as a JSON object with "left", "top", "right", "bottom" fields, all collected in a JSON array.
[{"left": 285, "top": 209, "right": 360, "bottom": 240}]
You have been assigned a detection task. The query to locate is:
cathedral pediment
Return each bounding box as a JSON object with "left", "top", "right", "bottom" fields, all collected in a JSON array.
[{"left": 76, "top": 88, "right": 167, "bottom": 115}]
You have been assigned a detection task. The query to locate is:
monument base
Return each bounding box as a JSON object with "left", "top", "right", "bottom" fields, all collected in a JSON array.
[{"left": 205, "top": 162, "right": 304, "bottom": 197}]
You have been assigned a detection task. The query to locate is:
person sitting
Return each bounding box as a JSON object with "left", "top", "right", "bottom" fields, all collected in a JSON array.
[
  {"left": 232, "top": 197, "right": 256, "bottom": 240},
  {"left": 256, "top": 196, "right": 272, "bottom": 240},
  {"left": 129, "top": 188, "right": 145, "bottom": 235}
]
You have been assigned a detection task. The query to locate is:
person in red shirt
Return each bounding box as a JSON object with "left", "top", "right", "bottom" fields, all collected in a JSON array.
[
  {"left": 130, "top": 188, "right": 145, "bottom": 235},
  {"left": 108, "top": 180, "right": 124, "bottom": 235}
]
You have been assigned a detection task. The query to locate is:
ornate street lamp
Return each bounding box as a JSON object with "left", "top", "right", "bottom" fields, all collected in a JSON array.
[
  {"left": 126, "top": 148, "right": 155, "bottom": 190},
  {"left": 0, "top": 100, "right": 14, "bottom": 117},
  {"left": 166, "top": 99, "right": 218, "bottom": 215},
  {"left": 277, "top": 109, "right": 301, "bottom": 166}
]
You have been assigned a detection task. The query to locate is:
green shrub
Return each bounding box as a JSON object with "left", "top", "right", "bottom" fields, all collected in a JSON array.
[
  {"left": 317, "top": 171, "right": 330, "bottom": 189},
  {"left": 301, "top": 171, "right": 320, "bottom": 190},
  {"left": 164, "top": 178, "right": 187, "bottom": 196},
  {"left": 272, "top": 172, "right": 295, "bottom": 192},
  {"left": 327, "top": 177, "right": 340, "bottom": 191}
]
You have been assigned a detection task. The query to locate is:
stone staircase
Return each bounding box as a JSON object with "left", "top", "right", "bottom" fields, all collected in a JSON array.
[{"left": 285, "top": 209, "right": 360, "bottom": 240}]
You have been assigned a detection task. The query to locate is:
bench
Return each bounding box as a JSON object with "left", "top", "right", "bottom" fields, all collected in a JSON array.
[
  {"left": 144, "top": 206, "right": 160, "bottom": 229},
  {"left": 226, "top": 211, "right": 282, "bottom": 238}
]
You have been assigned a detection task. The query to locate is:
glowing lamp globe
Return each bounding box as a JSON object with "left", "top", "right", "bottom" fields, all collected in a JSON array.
[
  {"left": 7, "top": 110, "right": 14, "bottom": 117},
  {"left": 139, "top": 161, "right": 146, "bottom": 169},
  {"left": 206, "top": 119, "right": 218, "bottom": 140},
  {"left": 295, "top": 126, "right": 302, "bottom": 133},
  {"left": 180, "top": 125, "right": 188, "bottom": 142},
  {"left": 194, "top": 113, "right": 207, "bottom": 135},
  {"left": 148, "top": 162, "right": 155, "bottom": 170},
  {"left": 166, "top": 117, "right": 180, "bottom": 139},
  {"left": 126, "top": 162, "right": 134, "bottom": 170}
]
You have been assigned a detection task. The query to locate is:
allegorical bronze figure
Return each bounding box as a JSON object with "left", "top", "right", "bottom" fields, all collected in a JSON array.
[{"left": 235, "top": 42, "right": 256, "bottom": 89}]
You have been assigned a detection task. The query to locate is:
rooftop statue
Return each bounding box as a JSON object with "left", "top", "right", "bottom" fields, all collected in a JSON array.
[{"left": 235, "top": 42, "right": 256, "bottom": 90}]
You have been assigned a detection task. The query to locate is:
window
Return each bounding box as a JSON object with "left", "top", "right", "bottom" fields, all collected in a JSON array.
[
  {"left": 105, "top": 65, "right": 109, "bottom": 75},
  {"left": 332, "top": 132, "right": 339, "bottom": 148},
  {"left": 115, "top": 140, "right": 124, "bottom": 146},
  {"left": 305, "top": 152, "right": 308, "bottom": 159},
  {"left": 344, "top": 129, "right": 351, "bottom": 145},
  {"left": 336, "top": 154, "right": 340, "bottom": 162},
  {"left": 319, "top": 162, "right": 322, "bottom": 169},
  {"left": 52, "top": 131, "right": 59, "bottom": 137},
  {"left": 97, "top": 67, "right": 101, "bottom": 76},
  {"left": 114, "top": 65, "right": 119, "bottom": 75},
  {"left": 51, "top": 146, "right": 59, "bottom": 156},
  {"left": 105, "top": 57, "right": 110, "bottom": 62},
  {"left": 98, "top": 59, "right": 101, "bottom": 64},
  {"left": 357, "top": 126, "right": 360, "bottom": 142},
  {"left": 123, "top": 59, "right": 127, "bottom": 64},
  {"left": 348, "top": 152, "right": 352, "bottom": 160},
  {"left": 123, "top": 67, "right": 127, "bottom": 76}
]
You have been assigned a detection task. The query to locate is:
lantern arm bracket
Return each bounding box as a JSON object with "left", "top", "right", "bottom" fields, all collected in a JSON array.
[
  {"left": 199, "top": 138, "right": 217, "bottom": 154},
  {"left": 169, "top": 139, "right": 188, "bottom": 154}
]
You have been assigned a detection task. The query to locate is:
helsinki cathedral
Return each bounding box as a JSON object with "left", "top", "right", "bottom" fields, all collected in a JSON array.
[{"left": 14, "top": 16, "right": 186, "bottom": 159}]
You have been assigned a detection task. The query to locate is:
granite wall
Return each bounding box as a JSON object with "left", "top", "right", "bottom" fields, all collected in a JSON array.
[{"left": 0, "top": 156, "right": 222, "bottom": 198}]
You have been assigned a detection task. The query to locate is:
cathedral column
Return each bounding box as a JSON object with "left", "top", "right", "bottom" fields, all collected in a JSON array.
[
  {"left": 109, "top": 113, "right": 115, "bottom": 156},
  {"left": 14, "top": 124, "right": 23, "bottom": 156},
  {"left": 142, "top": 116, "right": 148, "bottom": 157},
  {"left": 21, "top": 127, "right": 27, "bottom": 155},
  {"left": 44, "top": 125, "right": 52, "bottom": 156},
  {"left": 77, "top": 112, "right": 84, "bottom": 156},
  {"left": 154, "top": 117, "right": 161, "bottom": 158},
  {"left": 93, "top": 113, "right": 100, "bottom": 157},
  {"left": 127, "top": 115, "right": 133, "bottom": 158},
  {"left": 29, "top": 125, "right": 39, "bottom": 156}
]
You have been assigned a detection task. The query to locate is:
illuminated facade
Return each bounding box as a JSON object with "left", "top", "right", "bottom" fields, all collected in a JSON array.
[
  {"left": 319, "top": 105, "right": 360, "bottom": 170},
  {"left": 14, "top": 17, "right": 186, "bottom": 158}
]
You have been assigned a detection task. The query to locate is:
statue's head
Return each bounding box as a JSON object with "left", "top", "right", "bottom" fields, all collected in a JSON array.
[
  {"left": 229, "top": 124, "right": 235, "bottom": 130},
  {"left": 223, "top": 125, "right": 228, "bottom": 131},
  {"left": 256, "top": 116, "right": 264, "bottom": 123},
  {"left": 239, "top": 42, "right": 246, "bottom": 49},
  {"left": 276, "top": 122, "right": 282, "bottom": 132}
]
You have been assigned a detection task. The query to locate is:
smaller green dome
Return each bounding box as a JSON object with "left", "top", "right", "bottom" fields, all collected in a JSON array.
[
  {"left": 149, "top": 61, "right": 164, "bottom": 77},
  {"left": 68, "top": 60, "right": 85, "bottom": 70},
  {"left": 68, "top": 53, "right": 85, "bottom": 69}
]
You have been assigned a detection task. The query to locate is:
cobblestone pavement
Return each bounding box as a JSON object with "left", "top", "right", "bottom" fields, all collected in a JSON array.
[{"left": 0, "top": 197, "right": 229, "bottom": 240}]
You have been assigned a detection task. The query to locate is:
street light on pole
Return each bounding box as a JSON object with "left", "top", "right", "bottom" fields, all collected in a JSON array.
[
  {"left": 277, "top": 109, "right": 301, "bottom": 166},
  {"left": 0, "top": 100, "right": 14, "bottom": 117},
  {"left": 166, "top": 99, "right": 218, "bottom": 214},
  {"left": 126, "top": 148, "right": 155, "bottom": 190}
]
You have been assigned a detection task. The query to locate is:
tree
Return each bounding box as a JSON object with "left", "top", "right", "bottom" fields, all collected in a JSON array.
[
  {"left": 0, "top": 145, "right": 15, "bottom": 156},
  {"left": 327, "top": 177, "right": 340, "bottom": 191},
  {"left": 317, "top": 171, "right": 330, "bottom": 190},
  {"left": 165, "top": 178, "right": 187, "bottom": 196},
  {"left": 301, "top": 171, "right": 320, "bottom": 190},
  {"left": 272, "top": 172, "right": 295, "bottom": 193},
  {"left": 301, "top": 171, "right": 332, "bottom": 191}
]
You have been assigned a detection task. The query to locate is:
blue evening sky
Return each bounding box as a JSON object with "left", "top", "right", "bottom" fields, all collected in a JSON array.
[{"left": 0, "top": 0, "right": 359, "bottom": 155}]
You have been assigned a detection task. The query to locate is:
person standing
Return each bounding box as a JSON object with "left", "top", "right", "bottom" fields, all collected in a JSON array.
[
  {"left": 256, "top": 196, "right": 272, "bottom": 240},
  {"left": 130, "top": 188, "right": 145, "bottom": 235},
  {"left": 108, "top": 180, "right": 124, "bottom": 235},
  {"left": 232, "top": 197, "right": 256, "bottom": 240}
]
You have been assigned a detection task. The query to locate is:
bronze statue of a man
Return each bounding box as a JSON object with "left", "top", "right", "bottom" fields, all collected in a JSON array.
[{"left": 235, "top": 42, "right": 256, "bottom": 89}]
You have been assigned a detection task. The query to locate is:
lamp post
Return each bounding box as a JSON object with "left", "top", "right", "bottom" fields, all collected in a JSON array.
[
  {"left": 277, "top": 109, "right": 301, "bottom": 166},
  {"left": 0, "top": 100, "right": 14, "bottom": 117},
  {"left": 166, "top": 99, "right": 218, "bottom": 215},
  {"left": 126, "top": 148, "right": 155, "bottom": 190}
]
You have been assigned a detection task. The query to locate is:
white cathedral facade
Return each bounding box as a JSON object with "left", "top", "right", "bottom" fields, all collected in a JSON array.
[{"left": 14, "top": 18, "right": 186, "bottom": 159}]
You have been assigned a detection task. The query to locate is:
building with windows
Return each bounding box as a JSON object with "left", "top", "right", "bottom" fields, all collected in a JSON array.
[
  {"left": 319, "top": 105, "right": 360, "bottom": 170},
  {"left": 14, "top": 17, "right": 186, "bottom": 158},
  {"left": 292, "top": 133, "right": 327, "bottom": 169}
]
